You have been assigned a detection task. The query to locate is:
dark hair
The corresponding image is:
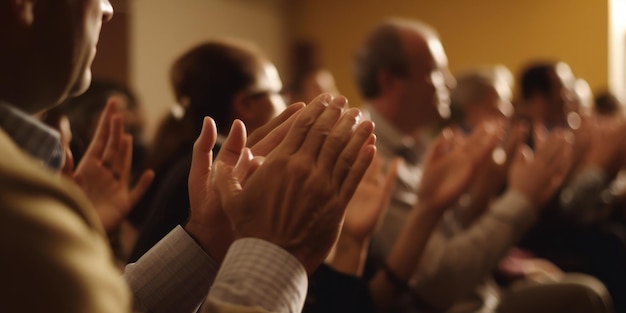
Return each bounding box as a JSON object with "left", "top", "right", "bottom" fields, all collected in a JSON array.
[
  {"left": 146, "top": 40, "right": 260, "bottom": 173},
  {"left": 170, "top": 41, "right": 260, "bottom": 132},
  {"left": 520, "top": 62, "right": 556, "bottom": 102},
  {"left": 353, "top": 23, "right": 409, "bottom": 99},
  {"left": 595, "top": 91, "right": 623, "bottom": 116}
]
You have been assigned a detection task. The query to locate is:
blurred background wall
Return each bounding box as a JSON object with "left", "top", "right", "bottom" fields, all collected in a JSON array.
[
  {"left": 93, "top": 0, "right": 625, "bottom": 141},
  {"left": 290, "top": 0, "right": 609, "bottom": 109}
]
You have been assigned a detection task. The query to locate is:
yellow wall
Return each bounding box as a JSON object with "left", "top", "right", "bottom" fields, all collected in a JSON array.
[
  {"left": 292, "top": 0, "right": 609, "bottom": 106},
  {"left": 131, "top": 0, "right": 289, "bottom": 140}
]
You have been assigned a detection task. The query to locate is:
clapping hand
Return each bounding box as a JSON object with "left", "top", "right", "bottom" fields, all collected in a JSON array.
[{"left": 72, "top": 100, "right": 154, "bottom": 234}]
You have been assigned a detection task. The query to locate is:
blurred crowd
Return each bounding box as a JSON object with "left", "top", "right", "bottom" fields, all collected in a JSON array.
[{"left": 1, "top": 2, "right": 626, "bottom": 313}]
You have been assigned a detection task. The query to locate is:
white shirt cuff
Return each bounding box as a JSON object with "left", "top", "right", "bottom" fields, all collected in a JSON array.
[
  {"left": 125, "top": 225, "right": 218, "bottom": 313},
  {"left": 208, "top": 238, "right": 308, "bottom": 313}
]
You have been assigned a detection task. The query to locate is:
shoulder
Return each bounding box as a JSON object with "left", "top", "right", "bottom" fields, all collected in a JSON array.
[{"left": 0, "top": 130, "right": 131, "bottom": 312}]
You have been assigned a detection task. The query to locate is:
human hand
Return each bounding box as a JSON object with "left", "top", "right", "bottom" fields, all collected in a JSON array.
[
  {"left": 73, "top": 100, "right": 154, "bottom": 234},
  {"left": 341, "top": 155, "right": 400, "bottom": 244},
  {"left": 213, "top": 94, "right": 376, "bottom": 274},
  {"left": 247, "top": 102, "right": 306, "bottom": 151},
  {"left": 580, "top": 115, "right": 626, "bottom": 177},
  {"left": 185, "top": 102, "right": 306, "bottom": 263},
  {"left": 499, "top": 251, "right": 563, "bottom": 283},
  {"left": 509, "top": 128, "right": 574, "bottom": 208},
  {"left": 456, "top": 122, "right": 528, "bottom": 225},
  {"left": 417, "top": 122, "right": 503, "bottom": 213},
  {"left": 325, "top": 156, "right": 400, "bottom": 276}
]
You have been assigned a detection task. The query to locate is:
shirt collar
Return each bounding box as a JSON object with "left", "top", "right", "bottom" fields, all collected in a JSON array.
[
  {"left": 0, "top": 101, "right": 64, "bottom": 170},
  {"left": 365, "top": 105, "right": 427, "bottom": 164}
]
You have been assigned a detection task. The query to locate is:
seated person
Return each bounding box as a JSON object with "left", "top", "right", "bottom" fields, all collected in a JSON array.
[{"left": 129, "top": 39, "right": 286, "bottom": 261}]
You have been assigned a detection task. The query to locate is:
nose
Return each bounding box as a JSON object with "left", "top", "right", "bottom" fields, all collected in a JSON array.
[{"left": 101, "top": 0, "right": 114, "bottom": 23}]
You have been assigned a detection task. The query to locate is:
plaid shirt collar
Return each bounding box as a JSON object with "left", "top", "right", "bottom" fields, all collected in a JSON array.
[{"left": 0, "top": 101, "right": 64, "bottom": 170}]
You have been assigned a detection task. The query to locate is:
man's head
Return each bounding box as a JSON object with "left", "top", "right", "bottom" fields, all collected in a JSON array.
[
  {"left": 354, "top": 18, "right": 455, "bottom": 133},
  {"left": 0, "top": 0, "right": 113, "bottom": 113},
  {"left": 519, "top": 61, "right": 577, "bottom": 129},
  {"left": 170, "top": 39, "right": 286, "bottom": 135},
  {"left": 450, "top": 65, "right": 514, "bottom": 129}
]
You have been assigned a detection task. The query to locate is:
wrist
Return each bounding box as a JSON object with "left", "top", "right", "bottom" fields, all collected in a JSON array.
[{"left": 184, "top": 220, "right": 231, "bottom": 264}]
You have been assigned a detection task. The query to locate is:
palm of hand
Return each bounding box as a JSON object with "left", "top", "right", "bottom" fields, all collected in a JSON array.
[
  {"left": 343, "top": 157, "right": 399, "bottom": 242},
  {"left": 74, "top": 159, "right": 131, "bottom": 231},
  {"left": 344, "top": 181, "right": 387, "bottom": 240},
  {"left": 419, "top": 125, "right": 501, "bottom": 212}
]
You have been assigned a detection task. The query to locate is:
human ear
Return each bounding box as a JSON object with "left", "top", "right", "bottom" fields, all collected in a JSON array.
[{"left": 10, "top": 0, "right": 35, "bottom": 27}]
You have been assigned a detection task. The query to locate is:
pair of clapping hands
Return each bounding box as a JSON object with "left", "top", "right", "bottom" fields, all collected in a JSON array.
[
  {"left": 65, "top": 94, "right": 376, "bottom": 273},
  {"left": 328, "top": 119, "right": 578, "bottom": 278}
]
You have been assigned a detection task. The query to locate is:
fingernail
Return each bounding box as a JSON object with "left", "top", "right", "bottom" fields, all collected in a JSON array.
[
  {"left": 319, "top": 94, "right": 333, "bottom": 107},
  {"left": 330, "top": 96, "right": 347, "bottom": 109},
  {"left": 347, "top": 108, "right": 362, "bottom": 121}
]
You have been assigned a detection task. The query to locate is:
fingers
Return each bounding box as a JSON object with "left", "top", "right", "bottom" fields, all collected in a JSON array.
[
  {"left": 250, "top": 106, "right": 304, "bottom": 157},
  {"left": 504, "top": 122, "right": 529, "bottom": 158},
  {"left": 316, "top": 108, "right": 362, "bottom": 171},
  {"left": 216, "top": 119, "right": 248, "bottom": 165},
  {"left": 247, "top": 102, "right": 306, "bottom": 148},
  {"left": 101, "top": 115, "right": 125, "bottom": 177},
  {"left": 332, "top": 120, "right": 376, "bottom": 189},
  {"left": 273, "top": 94, "right": 333, "bottom": 156},
  {"left": 463, "top": 123, "right": 503, "bottom": 166},
  {"left": 535, "top": 130, "right": 572, "bottom": 168},
  {"left": 379, "top": 158, "right": 400, "bottom": 207},
  {"left": 129, "top": 169, "right": 155, "bottom": 209},
  {"left": 85, "top": 98, "right": 118, "bottom": 157},
  {"left": 119, "top": 134, "right": 133, "bottom": 182},
  {"left": 424, "top": 128, "right": 452, "bottom": 168},
  {"left": 294, "top": 96, "right": 346, "bottom": 160},
  {"left": 512, "top": 144, "right": 534, "bottom": 169},
  {"left": 339, "top": 145, "right": 376, "bottom": 204},
  {"left": 190, "top": 117, "right": 218, "bottom": 184}
]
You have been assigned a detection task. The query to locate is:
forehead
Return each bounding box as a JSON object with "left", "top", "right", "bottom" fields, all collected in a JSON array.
[{"left": 401, "top": 28, "right": 448, "bottom": 72}]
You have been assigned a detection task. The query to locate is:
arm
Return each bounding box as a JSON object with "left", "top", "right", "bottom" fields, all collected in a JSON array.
[
  {"left": 124, "top": 226, "right": 218, "bottom": 313},
  {"left": 369, "top": 123, "right": 504, "bottom": 312},
  {"left": 558, "top": 115, "right": 626, "bottom": 225},
  {"left": 411, "top": 191, "right": 536, "bottom": 308},
  {"left": 410, "top": 130, "right": 575, "bottom": 309}
]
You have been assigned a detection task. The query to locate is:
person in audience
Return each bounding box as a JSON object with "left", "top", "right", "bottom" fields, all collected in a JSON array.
[
  {"left": 129, "top": 39, "right": 288, "bottom": 261},
  {"left": 353, "top": 20, "right": 612, "bottom": 313},
  {"left": 0, "top": 0, "right": 376, "bottom": 312},
  {"left": 518, "top": 61, "right": 626, "bottom": 312},
  {"left": 39, "top": 80, "right": 147, "bottom": 263},
  {"left": 449, "top": 65, "right": 514, "bottom": 132},
  {"left": 595, "top": 91, "right": 624, "bottom": 116},
  {"left": 353, "top": 18, "right": 455, "bottom": 262}
]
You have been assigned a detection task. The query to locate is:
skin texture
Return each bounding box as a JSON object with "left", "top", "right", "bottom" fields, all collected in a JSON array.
[{"left": 212, "top": 94, "right": 376, "bottom": 274}]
